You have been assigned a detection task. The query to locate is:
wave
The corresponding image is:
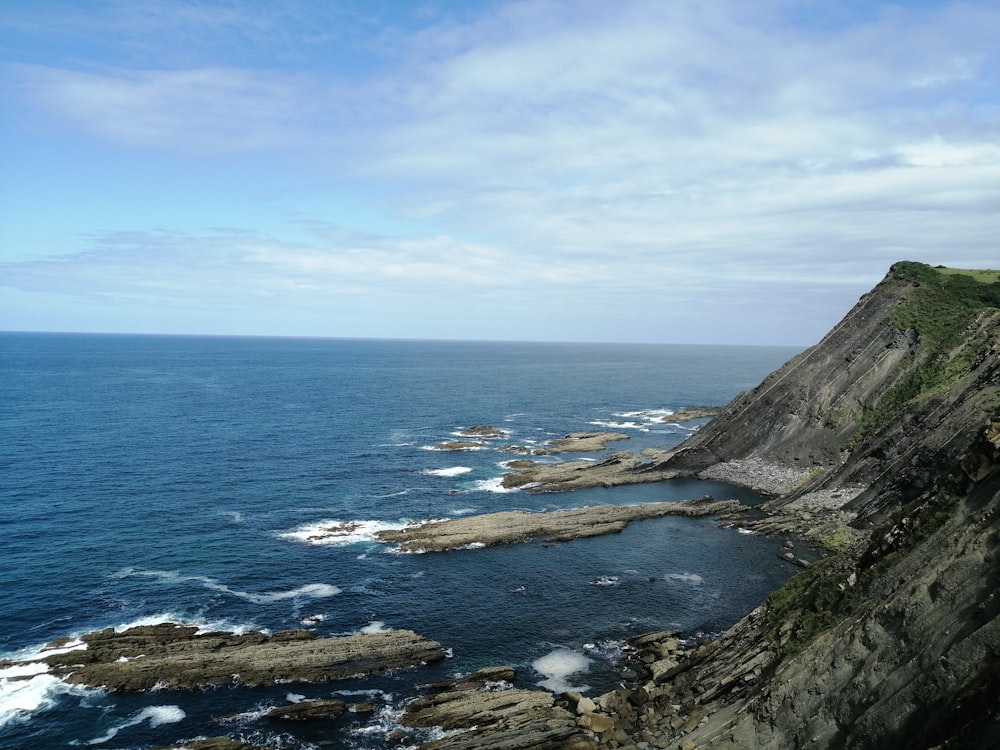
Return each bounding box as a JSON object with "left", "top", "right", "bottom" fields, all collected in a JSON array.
[
  {"left": 665, "top": 572, "right": 704, "bottom": 585},
  {"left": 589, "top": 576, "right": 620, "bottom": 586},
  {"left": 0, "top": 670, "right": 94, "bottom": 729},
  {"left": 469, "top": 477, "right": 519, "bottom": 494},
  {"left": 587, "top": 419, "right": 650, "bottom": 432},
  {"left": 532, "top": 648, "right": 592, "bottom": 693},
  {"left": 420, "top": 466, "right": 473, "bottom": 477},
  {"left": 111, "top": 568, "right": 341, "bottom": 603},
  {"left": 279, "top": 519, "right": 410, "bottom": 546},
  {"left": 360, "top": 621, "right": 391, "bottom": 634},
  {"left": 74, "top": 705, "right": 185, "bottom": 746}
]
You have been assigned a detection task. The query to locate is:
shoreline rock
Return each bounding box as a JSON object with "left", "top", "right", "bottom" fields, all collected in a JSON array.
[
  {"left": 38, "top": 624, "right": 447, "bottom": 691},
  {"left": 532, "top": 431, "right": 631, "bottom": 455},
  {"left": 457, "top": 425, "right": 508, "bottom": 438},
  {"left": 375, "top": 498, "right": 743, "bottom": 553},
  {"left": 661, "top": 406, "right": 724, "bottom": 422},
  {"left": 432, "top": 440, "right": 487, "bottom": 451},
  {"left": 402, "top": 666, "right": 598, "bottom": 750}
]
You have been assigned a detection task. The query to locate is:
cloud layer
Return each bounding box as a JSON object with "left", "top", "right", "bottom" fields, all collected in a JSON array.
[{"left": 2, "top": 0, "right": 998, "bottom": 343}]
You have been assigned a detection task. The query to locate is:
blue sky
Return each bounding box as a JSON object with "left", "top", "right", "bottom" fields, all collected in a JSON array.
[{"left": 2, "top": 0, "right": 998, "bottom": 345}]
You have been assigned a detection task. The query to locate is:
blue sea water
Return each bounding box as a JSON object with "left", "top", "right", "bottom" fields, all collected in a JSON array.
[{"left": 0, "top": 333, "right": 803, "bottom": 749}]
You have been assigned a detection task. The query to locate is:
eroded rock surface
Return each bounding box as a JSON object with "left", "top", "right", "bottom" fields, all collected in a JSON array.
[
  {"left": 402, "top": 667, "right": 598, "bottom": 750},
  {"left": 375, "top": 498, "right": 741, "bottom": 552},
  {"left": 39, "top": 624, "right": 446, "bottom": 691}
]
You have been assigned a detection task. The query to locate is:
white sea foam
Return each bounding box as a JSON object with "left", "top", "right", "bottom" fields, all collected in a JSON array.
[
  {"left": 106, "top": 611, "right": 262, "bottom": 635},
  {"left": 448, "top": 507, "right": 476, "bottom": 516},
  {"left": 420, "top": 466, "right": 473, "bottom": 477},
  {"left": 0, "top": 671, "right": 95, "bottom": 729},
  {"left": 422, "top": 443, "right": 487, "bottom": 451},
  {"left": 78, "top": 705, "right": 185, "bottom": 745},
  {"left": 589, "top": 576, "right": 620, "bottom": 586},
  {"left": 470, "top": 477, "right": 519, "bottom": 494},
  {"left": 113, "top": 569, "right": 341, "bottom": 603},
  {"left": 665, "top": 572, "right": 704, "bottom": 585},
  {"left": 588, "top": 419, "right": 649, "bottom": 431},
  {"left": 287, "top": 692, "right": 306, "bottom": 703},
  {"left": 360, "top": 621, "right": 391, "bottom": 634},
  {"left": 279, "top": 519, "right": 409, "bottom": 546},
  {"left": 533, "top": 648, "right": 592, "bottom": 693}
]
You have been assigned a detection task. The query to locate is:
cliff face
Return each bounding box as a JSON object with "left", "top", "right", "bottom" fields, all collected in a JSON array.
[
  {"left": 656, "top": 262, "right": 1000, "bottom": 526},
  {"left": 600, "top": 262, "right": 1000, "bottom": 749}
]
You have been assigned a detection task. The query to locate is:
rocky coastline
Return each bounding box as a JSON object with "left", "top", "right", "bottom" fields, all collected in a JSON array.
[
  {"left": 25, "top": 262, "right": 1000, "bottom": 748},
  {"left": 23, "top": 623, "right": 447, "bottom": 692}
]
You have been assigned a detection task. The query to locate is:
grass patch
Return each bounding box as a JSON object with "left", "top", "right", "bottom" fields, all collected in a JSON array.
[
  {"left": 816, "top": 526, "right": 860, "bottom": 553},
  {"left": 934, "top": 266, "right": 1000, "bottom": 284},
  {"left": 764, "top": 556, "right": 852, "bottom": 654},
  {"left": 849, "top": 262, "right": 1000, "bottom": 449}
]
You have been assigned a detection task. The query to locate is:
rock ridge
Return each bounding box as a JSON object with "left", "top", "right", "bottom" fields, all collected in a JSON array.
[{"left": 28, "top": 623, "right": 447, "bottom": 691}]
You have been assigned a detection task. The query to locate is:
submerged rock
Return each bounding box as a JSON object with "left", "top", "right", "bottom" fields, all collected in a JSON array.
[
  {"left": 266, "top": 698, "right": 347, "bottom": 720},
  {"left": 41, "top": 623, "right": 447, "bottom": 691},
  {"left": 433, "top": 440, "right": 487, "bottom": 451},
  {"left": 458, "top": 425, "right": 508, "bottom": 438}
]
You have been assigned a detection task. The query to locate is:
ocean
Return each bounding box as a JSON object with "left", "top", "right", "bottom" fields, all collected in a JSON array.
[{"left": 0, "top": 333, "right": 802, "bottom": 749}]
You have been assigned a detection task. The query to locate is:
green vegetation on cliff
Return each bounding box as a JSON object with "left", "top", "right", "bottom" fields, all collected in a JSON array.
[{"left": 852, "top": 261, "right": 1000, "bottom": 447}]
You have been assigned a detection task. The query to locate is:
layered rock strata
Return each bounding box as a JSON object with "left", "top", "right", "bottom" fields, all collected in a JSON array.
[
  {"left": 375, "top": 498, "right": 741, "bottom": 552},
  {"left": 34, "top": 623, "right": 447, "bottom": 691},
  {"left": 402, "top": 667, "right": 598, "bottom": 750}
]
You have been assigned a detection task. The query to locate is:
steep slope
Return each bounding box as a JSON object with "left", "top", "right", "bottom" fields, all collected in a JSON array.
[
  {"left": 651, "top": 262, "right": 999, "bottom": 524},
  {"left": 589, "top": 262, "right": 1000, "bottom": 749}
]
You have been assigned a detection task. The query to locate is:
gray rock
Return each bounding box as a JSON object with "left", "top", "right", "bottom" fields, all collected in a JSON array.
[
  {"left": 42, "top": 624, "right": 446, "bottom": 691},
  {"left": 266, "top": 698, "right": 347, "bottom": 720},
  {"left": 403, "top": 686, "right": 597, "bottom": 750},
  {"left": 375, "top": 500, "right": 741, "bottom": 552}
]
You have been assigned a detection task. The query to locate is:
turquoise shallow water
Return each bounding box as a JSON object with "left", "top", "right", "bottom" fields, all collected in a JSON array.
[{"left": 0, "top": 333, "right": 802, "bottom": 749}]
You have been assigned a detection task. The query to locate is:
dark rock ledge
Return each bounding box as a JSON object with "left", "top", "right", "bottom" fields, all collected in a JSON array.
[
  {"left": 35, "top": 623, "right": 447, "bottom": 691},
  {"left": 375, "top": 498, "right": 742, "bottom": 553},
  {"left": 401, "top": 666, "right": 598, "bottom": 750},
  {"left": 661, "top": 407, "right": 724, "bottom": 422}
]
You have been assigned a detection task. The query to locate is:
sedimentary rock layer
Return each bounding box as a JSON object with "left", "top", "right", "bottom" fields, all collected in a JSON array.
[
  {"left": 37, "top": 623, "right": 446, "bottom": 691},
  {"left": 403, "top": 667, "right": 598, "bottom": 750},
  {"left": 375, "top": 498, "right": 741, "bottom": 552}
]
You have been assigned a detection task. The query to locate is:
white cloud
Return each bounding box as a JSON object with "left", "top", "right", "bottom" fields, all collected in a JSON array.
[{"left": 2, "top": 0, "right": 999, "bottom": 342}]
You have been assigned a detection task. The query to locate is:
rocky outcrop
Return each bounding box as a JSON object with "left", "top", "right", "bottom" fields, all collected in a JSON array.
[
  {"left": 576, "top": 263, "right": 1000, "bottom": 749},
  {"left": 534, "top": 432, "right": 631, "bottom": 454},
  {"left": 458, "top": 425, "right": 509, "bottom": 438},
  {"left": 661, "top": 407, "right": 724, "bottom": 422},
  {"left": 36, "top": 623, "right": 446, "bottom": 691},
  {"left": 402, "top": 667, "right": 598, "bottom": 750},
  {"left": 585, "top": 424, "right": 999, "bottom": 749},
  {"left": 500, "top": 451, "right": 675, "bottom": 492},
  {"left": 374, "top": 498, "right": 741, "bottom": 552},
  {"left": 265, "top": 698, "right": 348, "bottom": 720}
]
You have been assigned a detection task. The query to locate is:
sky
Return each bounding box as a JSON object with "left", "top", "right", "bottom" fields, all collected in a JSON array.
[{"left": 1, "top": 0, "right": 998, "bottom": 346}]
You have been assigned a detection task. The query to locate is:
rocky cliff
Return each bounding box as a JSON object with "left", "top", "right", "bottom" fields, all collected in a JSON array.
[{"left": 591, "top": 262, "right": 1000, "bottom": 749}]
